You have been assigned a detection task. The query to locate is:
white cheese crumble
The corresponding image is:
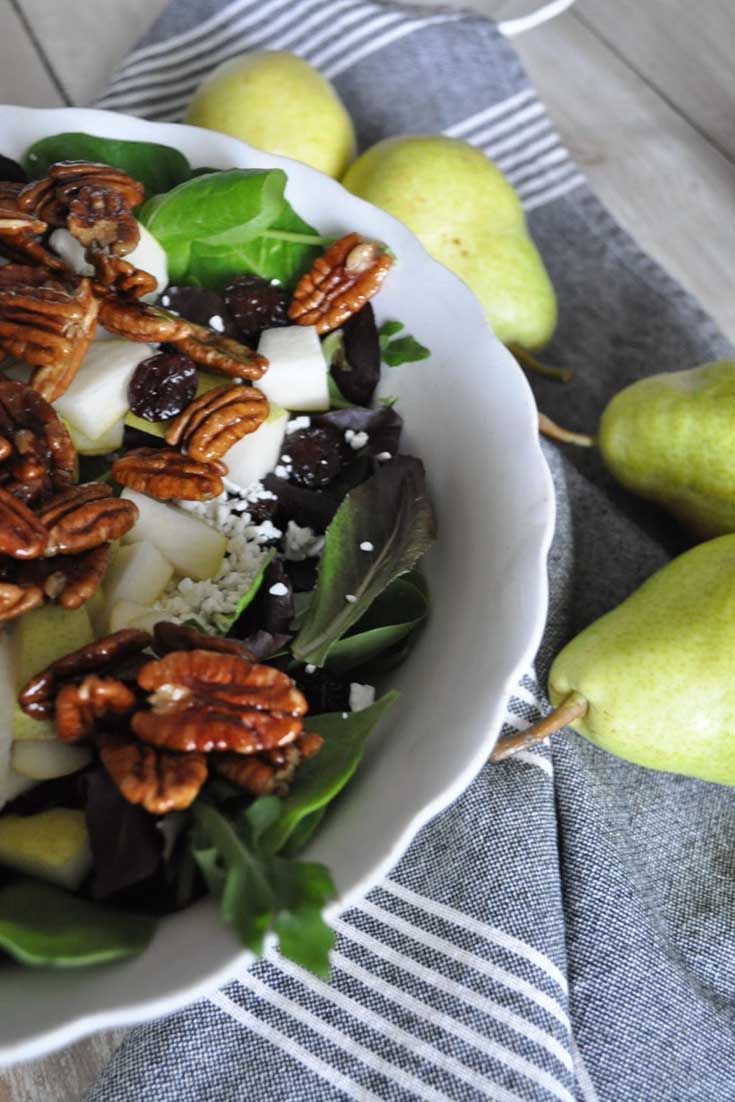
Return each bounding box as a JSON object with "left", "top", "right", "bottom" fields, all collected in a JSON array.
[
  {"left": 345, "top": 594, "right": 357, "bottom": 604},
  {"left": 376, "top": 451, "right": 392, "bottom": 462},
  {"left": 268, "top": 582, "right": 289, "bottom": 597},
  {"left": 305, "top": 664, "right": 317, "bottom": 674},
  {"left": 286, "top": 416, "right": 311, "bottom": 434},
  {"left": 283, "top": 520, "right": 324, "bottom": 561},
  {"left": 360, "top": 541, "right": 374, "bottom": 552},
  {"left": 349, "top": 683, "right": 375, "bottom": 712},
  {"left": 345, "top": 429, "right": 369, "bottom": 450},
  {"left": 209, "top": 315, "right": 225, "bottom": 333},
  {"left": 274, "top": 464, "right": 290, "bottom": 479}
]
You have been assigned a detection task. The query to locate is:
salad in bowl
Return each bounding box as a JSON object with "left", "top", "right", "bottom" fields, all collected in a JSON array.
[{"left": 0, "top": 106, "right": 552, "bottom": 1061}]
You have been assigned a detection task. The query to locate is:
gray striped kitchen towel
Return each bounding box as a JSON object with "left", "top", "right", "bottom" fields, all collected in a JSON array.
[{"left": 87, "top": 2, "right": 735, "bottom": 1100}]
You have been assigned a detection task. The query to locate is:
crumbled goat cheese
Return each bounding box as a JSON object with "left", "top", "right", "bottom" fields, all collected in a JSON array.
[
  {"left": 268, "top": 582, "right": 289, "bottom": 597},
  {"left": 345, "top": 594, "right": 357, "bottom": 603},
  {"left": 376, "top": 451, "right": 392, "bottom": 461},
  {"left": 349, "top": 683, "right": 375, "bottom": 712},
  {"left": 305, "top": 664, "right": 317, "bottom": 674},
  {"left": 280, "top": 454, "right": 291, "bottom": 463},
  {"left": 152, "top": 481, "right": 279, "bottom": 632},
  {"left": 360, "top": 541, "right": 374, "bottom": 552},
  {"left": 283, "top": 520, "right": 324, "bottom": 561},
  {"left": 286, "top": 416, "right": 311, "bottom": 433},
  {"left": 209, "top": 315, "right": 225, "bottom": 332},
  {"left": 274, "top": 464, "right": 290, "bottom": 479},
  {"left": 345, "top": 429, "right": 369, "bottom": 450},
  {"left": 160, "top": 294, "right": 170, "bottom": 306}
]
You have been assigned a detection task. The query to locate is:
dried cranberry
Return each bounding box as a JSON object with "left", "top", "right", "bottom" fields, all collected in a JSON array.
[
  {"left": 158, "top": 286, "right": 238, "bottom": 337},
  {"left": 224, "top": 275, "right": 290, "bottom": 343},
  {"left": 128, "top": 352, "right": 198, "bottom": 422},
  {"left": 283, "top": 426, "right": 343, "bottom": 488},
  {"left": 295, "top": 668, "right": 351, "bottom": 714},
  {"left": 0, "top": 154, "right": 27, "bottom": 184}
]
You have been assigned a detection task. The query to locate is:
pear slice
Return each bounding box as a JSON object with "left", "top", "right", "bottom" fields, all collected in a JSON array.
[
  {"left": 257, "top": 326, "right": 329, "bottom": 411},
  {"left": 225, "top": 402, "right": 288, "bottom": 489},
  {"left": 54, "top": 339, "right": 154, "bottom": 439},
  {"left": 12, "top": 741, "right": 91, "bottom": 781},
  {"left": 0, "top": 808, "right": 92, "bottom": 891},
  {"left": 121, "top": 489, "right": 226, "bottom": 580},
  {"left": 102, "top": 541, "right": 174, "bottom": 622},
  {"left": 65, "top": 415, "right": 124, "bottom": 456},
  {"left": 108, "top": 600, "right": 167, "bottom": 635}
]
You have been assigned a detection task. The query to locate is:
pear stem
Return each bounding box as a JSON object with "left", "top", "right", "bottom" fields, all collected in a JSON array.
[
  {"left": 538, "top": 412, "right": 596, "bottom": 449},
  {"left": 508, "top": 343, "right": 574, "bottom": 383},
  {"left": 489, "top": 691, "right": 589, "bottom": 763}
]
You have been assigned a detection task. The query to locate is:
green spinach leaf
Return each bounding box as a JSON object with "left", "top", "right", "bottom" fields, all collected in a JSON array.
[
  {"left": 292, "top": 457, "right": 436, "bottom": 665},
  {"left": 259, "top": 692, "right": 399, "bottom": 856},
  {"left": 212, "top": 550, "right": 274, "bottom": 636},
  {"left": 191, "top": 801, "right": 335, "bottom": 977},
  {"left": 23, "top": 132, "right": 190, "bottom": 198},
  {"left": 325, "top": 573, "right": 428, "bottom": 673},
  {"left": 0, "top": 879, "right": 155, "bottom": 967},
  {"left": 378, "top": 320, "right": 431, "bottom": 366},
  {"left": 139, "top": 168, "right": 327, "bottom": 290}
]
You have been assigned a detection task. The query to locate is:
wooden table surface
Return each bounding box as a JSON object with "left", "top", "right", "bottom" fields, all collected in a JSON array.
[{"left": 0, "top": 0, "right": 733, "bottom": 1097}]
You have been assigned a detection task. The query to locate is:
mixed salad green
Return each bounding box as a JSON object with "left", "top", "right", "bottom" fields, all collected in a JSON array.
[{"left": 0, "top": 132, "right": 435, "bottom": 977}]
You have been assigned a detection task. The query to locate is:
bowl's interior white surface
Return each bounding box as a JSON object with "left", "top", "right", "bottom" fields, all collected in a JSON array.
[{"left": 0, "top": 106, "right": 554, "bottom": 1062}]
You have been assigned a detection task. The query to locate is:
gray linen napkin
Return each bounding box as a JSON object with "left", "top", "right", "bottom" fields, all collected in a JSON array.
[{"left": 86, "top": 2, "right": 735, "bottom": 1099}]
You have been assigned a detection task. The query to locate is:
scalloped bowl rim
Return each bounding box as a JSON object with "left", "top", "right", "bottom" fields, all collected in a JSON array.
[{"left": 0, "top": 105, "right": 555, "bottom": 1065}]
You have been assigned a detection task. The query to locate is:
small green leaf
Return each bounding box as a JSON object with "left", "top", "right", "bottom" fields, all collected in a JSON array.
[
  {"left": 211, "top": 549, "right": 274, "bottom": 635},
  {"left": 283, "top": 808, "right": 327, "bottom": 856},
  {"left": 378, "top": 320, "right": 404, "bottom": 351},
  {"left": 23, "top": 133, "right": 191, "bottom": 198},
  {"left": 0, "top": 880, "right": 155, "bottom": 967},
  {"left": 325, "top": 573, "right": 428, "bottom": 673},
  {"left": 383, "top": 335, "right": 431, "bottom": 367},
  {"left": 327, "top": 374, "right": 356, "bottom": 410},
  {"left": 292, "top": 457, "right": 436, "bottom": 666},
  {"left": 261, "top": 692, "right": 399, "bottom": 855},
  {"left": 379, "top": 396, "right": 399, "bottom": 408}
]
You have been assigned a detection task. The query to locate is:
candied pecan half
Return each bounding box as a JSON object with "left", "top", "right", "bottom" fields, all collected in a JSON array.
[
  {"left": 133, "top": 650, "right": 307, "bottom": 754},
  {"left": 19, "top": 627, "right": 152, "bottom": 720},
  {"left": 0, "top": 579, "right": 44, "bottom": 621},
  {"left": 153, "top": 620, "right": 256, "bottom": 660},
  {"left": 0, "top": 486, "right": 48, "bottom": 559},
  {"left": 169, "top": 321, "right": 268, "bottom": 381},
  {"left": 19, "top": 542, "right": 111, "bottom": 610},
  {"left": 0, "top": 379, "right": 75, "bottom": 504},
  {"left": 55, "top": 674, "right": 136, "bottom": 743},
  {"left": 101, "top": 736, "right": 207, "bottom": 814},
  {"left": 67, "top": 185, "right": 139, "bottom": 256},
  {"left": 164, "top": 384, "right": 268, "bottom": 462},
  {"left": 0, "top": 207, "right": 64, "bottom": 270},
  {"left": 90, "top": 252, "right": 157, "bottom": 300},
  {"left": 0, "top": 276, "right": 99, "bottom": 401},
  {"left": 288, "top": 233, "right": 393, "bottom": 334},
  {"left": 98, "top": 298, "right": 192, "bottom": 343},
  {"left": 38, "top": 483, "right": 138, "bottom": 555},
  {"left": 215, "top": 730, "right": 323, "bottom": 797},
  {"left": 18, "top": 162, "right": 145, "bottom": 226},
  {"left": 112, "top": 447, "right": 226, "bottom": 501}
]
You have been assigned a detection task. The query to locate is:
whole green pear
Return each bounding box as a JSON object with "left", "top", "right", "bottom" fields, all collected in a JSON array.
[
  {"left": 341, "top": 135, "right": 557, "bottom": 349},
  {"left": 496, "top": 536, "right": 735, "bottom": 784},
  {"left": 185, "top": 51, "right": 355, "bottom": 179},
  {"left": 597, "top": 360, "right": 735, "bottom": 538}
]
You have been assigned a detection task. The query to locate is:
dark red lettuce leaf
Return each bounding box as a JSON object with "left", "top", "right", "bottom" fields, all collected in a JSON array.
[{"left": 333, "top": 303, "right": 381, "bottom": 405}]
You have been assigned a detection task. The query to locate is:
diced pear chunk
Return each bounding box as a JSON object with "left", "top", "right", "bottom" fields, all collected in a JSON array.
[
  {"left": 103, "top": 541, "right": 174, "bottom": 616},
  {"left": 54, "top": 339, "right": 153, "bottom": 438},
  {"left": 121, "top": 490, "right": 226, "bottom": 580},
  {"left": 12, "top": 740, "right": 91, "bottom": 781},
  {"left": 257, "top": 326, "right": 329, "bottom": 411},
  {"left": 225, "top": 402, "right": 288, "bottom": 489},
  {"left": 0, "top": 809, "right": 92, "bottom": 891},
  {"left": 109, "top": 600, "right": 167, "bottom": 635},
  {"left": 65, "top": 415, "right": 124, "bottom": 456}
]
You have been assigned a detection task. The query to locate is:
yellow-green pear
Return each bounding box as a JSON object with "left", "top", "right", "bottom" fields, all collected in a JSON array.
[
  {"left": 342, "top": 135, "right": 557, "bottom": 349},
  {"left": 185, "top": 51, "right": 355, "bottom": 178},
  {"left": 0, "top": 808, "right": 92, "bottom": 890},
  {"left": 492, "top": 535, "right": 735, "bottom": 785},
  {"left": 541, "top": 360, "right": 735, "bottom": 539}
]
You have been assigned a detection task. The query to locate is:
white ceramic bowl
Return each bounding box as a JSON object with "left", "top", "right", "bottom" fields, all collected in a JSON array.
[{"left": 0, "top": 105, "right": 554, "bottom": 1064}]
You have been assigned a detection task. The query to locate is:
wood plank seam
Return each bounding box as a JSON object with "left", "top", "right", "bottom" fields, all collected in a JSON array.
[{"left": 9, "top": 0, "right": 73, "bottom": 105}]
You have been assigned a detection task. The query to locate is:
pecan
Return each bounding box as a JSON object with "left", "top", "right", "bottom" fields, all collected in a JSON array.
[
  {"left": 0, "top": 207, "right": 64, "bottom": 270},
  {"left": 19, "top": 627, "right": 152, "bottom": 720},
  {"left": 18, "top": 542, "right": 111, "bottom": 610},
  {"left": 67, "top": 185, "right": 139, "bottom": 256},
  {"left": 18, "top": 162, "right": 145, "bottom": 226},
  {"left": 169, "top": 321, "right": 268, "bottom": 380},
  {"left": 98, "top": 299, "right": 192, "bottom": 343},
  {"left": 288, "top": 233, "right": 393, "bottom": 334},
  {"left": 55, "top": 674, "right": 136, "bottom": 743},
  {"left": 153, "top": 621, "right": 256, "bottom": 660},
  {"left": 38, "top": 483, "right": 138, "bottom": 555},
  {"left": 0, "top": 580, "right": 44, "bottom": 621},
  {"left": 0, "top": 276, "right": 99, "bottom": 401},
  {"left": 215, "top": 730, "right": 323, "bottom": 797},
  {"left": 133, "top": 650, "right": 307, "bottom": 754},
  {"left": 100, "top": 736, "right": 207, "bottom": 814},
  {"left": 0, "top": 379, "right": 75, "bottom": 504},
  {"left": 90, "top": 253, "right": 157, "bottom": 300},
  {"left": 0, "top": 486, "right": 48, "bottom": 558},
  {"left": 164, "top": 384, "right": 268, "bottom": 462},
  {"left": 112, "top": 448, "right": 226, "bottom": 501}
]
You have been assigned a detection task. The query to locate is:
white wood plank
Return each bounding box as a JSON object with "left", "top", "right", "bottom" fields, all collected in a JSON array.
[
  {"left": 0, "top": 1030, "right": 127, "bottom": 1102},
  {"left": 0, "top": 0, "right": 66, "bottom": 109},
  {"left": 577, "top": 0, "right": 735, "bottom": 159},
  {"left": 17, "top": 0, "right": 170, "bottom": 106},
  {"left": 512, "top": 12, "right": 735, "bottom": 337}
]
